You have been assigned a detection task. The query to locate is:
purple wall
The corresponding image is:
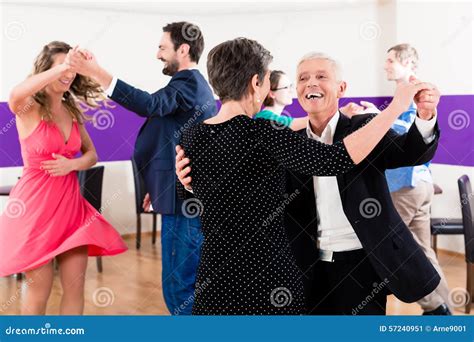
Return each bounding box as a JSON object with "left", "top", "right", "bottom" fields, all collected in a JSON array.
[{"left": 0, "top": 94, "right": 472, "bottom": 168}]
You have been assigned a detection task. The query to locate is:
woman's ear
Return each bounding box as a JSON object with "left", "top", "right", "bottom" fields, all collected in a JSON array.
[
  {"left": 250, "top": 74, "right": 261, "bottom": 98},
  {"left": 251, "top": 73, "right": 260, "bottom": 88}
]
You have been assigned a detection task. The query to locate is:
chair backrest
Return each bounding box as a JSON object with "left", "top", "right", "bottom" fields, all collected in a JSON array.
[
  {"left": 458, "top": 175, "right": 474, "bottom": 263},
  {"left": 131, "top": 157, "right": 147, "bottom": 214},
  {"left": 77, "top": 166, "right": 105, "bottom": 212}
]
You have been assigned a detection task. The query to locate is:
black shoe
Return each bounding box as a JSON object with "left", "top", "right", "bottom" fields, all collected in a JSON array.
[{"left": 422, "top": 303, "right": 452, "bottom": 315}]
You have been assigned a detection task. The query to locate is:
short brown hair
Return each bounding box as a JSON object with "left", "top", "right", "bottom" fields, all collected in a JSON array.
[
  {"left": 263, "top": 70, "right": 285, "bottom": 107},
  {"left": 207, "top": 37, "right": 273, "bottom": 103},
  {"left": 388, "top": 43, "right": 419, "bottom": 72},
  {"left": 163, "top": 22, "right": 204, "bottom": 63}
]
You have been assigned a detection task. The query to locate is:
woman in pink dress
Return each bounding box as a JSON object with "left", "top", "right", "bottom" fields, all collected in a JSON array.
[{"left": 0, "top": 41, "right": 128, "bottom": 315}]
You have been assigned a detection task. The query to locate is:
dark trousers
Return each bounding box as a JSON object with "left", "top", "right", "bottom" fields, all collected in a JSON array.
[{"left": 308, "top": 249, "right": 388, "bottom": 315}]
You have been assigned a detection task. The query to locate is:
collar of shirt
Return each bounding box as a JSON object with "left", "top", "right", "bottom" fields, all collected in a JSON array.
[{"left": 306, "top": 110, "right": 340, "bottom": 144}]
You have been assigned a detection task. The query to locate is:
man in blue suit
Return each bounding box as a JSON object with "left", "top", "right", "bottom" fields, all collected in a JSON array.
[{"left": 69, "top": 21, "right": 217, "bottom": 315}]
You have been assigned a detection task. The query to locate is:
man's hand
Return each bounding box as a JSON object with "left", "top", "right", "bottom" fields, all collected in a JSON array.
[
  {"left": 359, "top": 101, "right": 381, "bottom": 114},
  {"left": 66, "top": 46, "right": 97, "bottom": 78},
  {"left": 340, "top": 102, "right": 364, "bottom": 117},
  {"left": 415, "top": 86, "right": 440, "bottom": 120},
  {"left": 142, "top": 193, "right": 151, "bottom": 212},
  {"left": 66, "top": 46, "right": 113, "bottom": 89},
  {"left": 393, "top": 76, "right": 436, "bottom": 115},
  {"left": 340, "top": 101, "right": 380, "bottom": 118},
  {"left": 175, "top": 145, "right": 192, "bottom": 190}
]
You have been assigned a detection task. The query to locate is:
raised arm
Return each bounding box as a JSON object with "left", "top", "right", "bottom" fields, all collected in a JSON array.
[
  {"left": 9, "top": 59, "right": 70, "bottom": 116},
  {"left": 352, "top": 83, "right": 440, "bottom": 170},
  {"left": 341, "top": 80, "right": 434, "bottom": 164},
  {"left": 257, "top": 119, "right": 354, "bottom": 176},
  {"left": 108, "top": 78, "right": 194, "bottom": 118},
  {"left": 258, "top": 80, "right": 435, "bottom": 176},
  {"left": 67, "top": 48, "right": 194, "bottom": 118}
]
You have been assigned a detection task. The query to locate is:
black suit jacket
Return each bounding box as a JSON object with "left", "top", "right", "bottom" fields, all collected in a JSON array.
[{"left": 284, "top": 112, "right": 441, "bottom": 303}]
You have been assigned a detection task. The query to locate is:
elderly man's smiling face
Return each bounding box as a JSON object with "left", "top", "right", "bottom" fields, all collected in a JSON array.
[{"left": 296, "top": 58, "right": 346, "bottom": 116}]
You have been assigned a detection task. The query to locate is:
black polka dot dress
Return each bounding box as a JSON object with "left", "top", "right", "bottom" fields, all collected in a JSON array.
[{"left": 180, "top": 115, "right": 355, "bottom": 315}]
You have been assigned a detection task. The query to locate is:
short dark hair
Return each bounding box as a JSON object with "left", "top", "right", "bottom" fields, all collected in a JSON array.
[
  {"left": 162, "top": 21, "right": 204, "bottom": 63},
  {"left": 263, "top": 70, "right": 285, "bottom": 107},
  {"left": 207, "top": 37, "right": 273, "bottom": 103}
]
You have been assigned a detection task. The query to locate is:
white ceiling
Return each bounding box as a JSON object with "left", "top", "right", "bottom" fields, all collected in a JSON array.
[{"left": 0, "top": 0, "right": 375, "bottom": 16}]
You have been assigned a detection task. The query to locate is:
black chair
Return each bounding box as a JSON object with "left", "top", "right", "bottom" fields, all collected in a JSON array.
[
  {"left": 431, "top": 218, "right": 463, "bottom": 254},
  {"left": 131, "top": 158, "right": 158, "bottom": 249},
  {"left": 458, "top": 175, "right": 474, "bottom": 313},
  {"left": 431, "top": 183, "right": 463, "bottom": 254},
  {"left": 77, "top": 166, "right": 106, "bottom": 273},
  {"left": 431, "top": 175, "right": 474, "bottom": 313}
]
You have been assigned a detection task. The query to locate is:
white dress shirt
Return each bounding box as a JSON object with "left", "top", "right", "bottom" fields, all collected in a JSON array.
[
  {"left": 306, "top": 111, "right": 437, "bottom": 252},
  {"left": 105, "top": 76, "right": 118, "bottom": 97}
]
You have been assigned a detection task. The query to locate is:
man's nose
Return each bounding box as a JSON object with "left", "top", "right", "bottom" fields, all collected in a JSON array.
[{"left": 308, "top": 77, "right": 319, "bottom": 87}]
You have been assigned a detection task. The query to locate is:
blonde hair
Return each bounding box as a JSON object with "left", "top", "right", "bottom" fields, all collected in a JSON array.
[
  {"left": 387, "top": 43, "right": 419, "bottom": 72},
  {"left": 31, "top": 41, "right": 108, "bottom": 123}
]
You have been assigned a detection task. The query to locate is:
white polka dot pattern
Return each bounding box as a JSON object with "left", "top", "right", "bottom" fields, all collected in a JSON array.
[{"left": 180, "top": 115, "right": 355, "bottom": 315}]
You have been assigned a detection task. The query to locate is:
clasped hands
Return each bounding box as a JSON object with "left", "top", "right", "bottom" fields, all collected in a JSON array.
[
  {"left": 62, "top": 45, "right": 98, "bottom": 79},
  {"left": 341, "top": 77, "right": 440, "bottom": 120}
]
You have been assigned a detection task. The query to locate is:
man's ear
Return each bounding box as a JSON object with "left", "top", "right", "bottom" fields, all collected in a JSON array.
[
  {"left": 179, "top": 43, "right": 190, "bottom": 57},
  {"left": 401, "top": 58, "right": 410, "bottom": 68},
  {"left": 337, "top": 81, "right": 347, "bottom": 98}
]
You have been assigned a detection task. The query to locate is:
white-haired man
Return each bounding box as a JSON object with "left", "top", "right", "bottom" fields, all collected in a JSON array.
[{"left": 177, "top": 52, "right": 442, "bottom": 315}]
